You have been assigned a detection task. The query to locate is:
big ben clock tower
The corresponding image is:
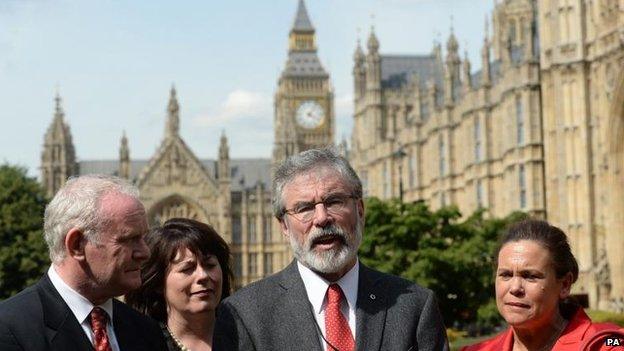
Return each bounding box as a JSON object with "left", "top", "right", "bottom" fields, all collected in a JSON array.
[{"left": 273, "top": 0, "right": 334, "bottom": 166}]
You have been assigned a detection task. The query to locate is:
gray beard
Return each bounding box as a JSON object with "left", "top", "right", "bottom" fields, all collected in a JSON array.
[{"left": 289, "top": 220, "right": 362, "bottom": 275}]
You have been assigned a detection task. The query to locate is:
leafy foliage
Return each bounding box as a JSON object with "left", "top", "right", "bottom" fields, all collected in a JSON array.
[
  {"left": 587, "top": 310, "right": 624, "bottom": 327},
  {"left": 360, "top": 197, "right": 526, "bottom": 329},
  {"left": 0, "top": 165, "right": 49, "bottom": 299}
]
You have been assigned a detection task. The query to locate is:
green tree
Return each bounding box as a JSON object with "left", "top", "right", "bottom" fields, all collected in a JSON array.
[
  {"left": 0, "top": 165, "right": 49, "bottom": 299},
  {"left": 360, "top": 197, "right": 526, "bottom": 329}
]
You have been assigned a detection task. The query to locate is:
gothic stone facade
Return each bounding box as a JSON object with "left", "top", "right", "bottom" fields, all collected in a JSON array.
[
  {"left": 350, "top": 0, "right": 624, "bottom": 310},
  {"left": 43, "top": 87, "right": 290, "bottom": 289},
  {"left": 40, "top": 0, "right": 334, "bottom": 289}
]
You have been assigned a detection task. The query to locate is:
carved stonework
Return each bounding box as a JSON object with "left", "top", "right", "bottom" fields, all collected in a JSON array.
[
  {"left": 41, "top": 93, "right": 78, "bottom": 197},
  {"left": 167, "top": 146, "right": 187, "bottom": 184},
  {"left": 138, "top": 138, "right": 217, "bottom": 191},
  {"left": 150, "top": 197, "right": 201, "bottom": 225},
  {"left": 595, "top": 248, "right": 612, "bottom": 305},
  {"left": 137, "top": 136, "right": 219, "bottom": 230},
  {"left": 611, "top": 297, "right": 624, "bottom": 313},
  {"left": 606, "top": 63, "right": 616, "bottom": 99},
  {"left": 601, "top": 0, "right": 618, "bottom": 24},
  {"left": 346, "top": 0, "right": 624, "bottom": 310}
]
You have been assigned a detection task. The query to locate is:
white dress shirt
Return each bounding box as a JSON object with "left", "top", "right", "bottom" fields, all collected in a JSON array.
[
  {"left": 47, "top": 266, "right": 121, "bottom": 351},
  {"left": 297, "top": 260, "right": 359, "bottom": 350}
]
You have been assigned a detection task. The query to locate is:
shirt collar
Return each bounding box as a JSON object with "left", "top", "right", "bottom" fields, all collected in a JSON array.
[
  {"left": 47, "top": 265, "right": 114, "bottom": 325},
  {"left": 297, "top": 259, "right": 359, "bottom": 315}
]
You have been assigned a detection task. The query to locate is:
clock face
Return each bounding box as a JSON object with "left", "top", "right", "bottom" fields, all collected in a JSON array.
[{"left": 295, "top": 101, "right": 325, "bottom": 129}]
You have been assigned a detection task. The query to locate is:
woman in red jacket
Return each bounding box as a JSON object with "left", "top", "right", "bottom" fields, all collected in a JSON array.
[{"left": 462, "top": 220, "right": 623, "bottom": 351}]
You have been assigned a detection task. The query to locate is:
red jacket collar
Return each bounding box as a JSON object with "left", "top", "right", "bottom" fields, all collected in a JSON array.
[
  {"left": 461, "top": 308, "right": 593, "bottom": 351},
  {"left": 556, "top": 308, "right": 592, "bottom": 345}
]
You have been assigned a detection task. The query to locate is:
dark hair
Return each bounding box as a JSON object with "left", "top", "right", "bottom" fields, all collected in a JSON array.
[
  {"left": 495, "top": 219, "right": 580, "bottom": 317},
  {"left": 125, "top": 218, "right": 233, "bottom": 323}
]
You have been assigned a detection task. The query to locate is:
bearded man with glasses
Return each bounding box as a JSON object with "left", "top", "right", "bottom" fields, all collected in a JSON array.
[{"left": 215, "top": 148, "right": 449, "bottom": 351}]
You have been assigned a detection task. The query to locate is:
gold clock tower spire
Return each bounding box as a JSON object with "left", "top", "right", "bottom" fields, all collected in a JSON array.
[
  {"left": 273, "top": 0, "right": 335, "bottom": 166},
  {"left": 288, "top": 0, "right": 316, "bottom": 52}
]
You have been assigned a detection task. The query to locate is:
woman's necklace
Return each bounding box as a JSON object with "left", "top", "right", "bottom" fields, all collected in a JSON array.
[{"left": 167, "top": 326, "right": 191, "bottom": 351}]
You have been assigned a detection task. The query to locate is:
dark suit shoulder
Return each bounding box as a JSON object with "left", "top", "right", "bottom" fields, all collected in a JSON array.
[
  {"left": 218, "top": 271, "right": 289, "bottom": 329},
  {"left": 0, "top": 283, "right": 42, "bottom": 321},
  {"left": 222, "top": 271, "right": 285, "bottom": 307},
  {"left": 359, "top": 265, "right": 449, "bottom": 351},
  {"left": 113, "top": 299, "right": 168, "bottom": 351},
  {"left": 0, "top": 282, "right": 48, "bottom": 351},
  {"left": 362, "top": 264, "right": 434, "bottom": 297},
  {"left": 113, "top": 299, "right": 159, "bottom": 325},
  {"left": 215, "top": 264, "right": 323, "bottom": 351}
]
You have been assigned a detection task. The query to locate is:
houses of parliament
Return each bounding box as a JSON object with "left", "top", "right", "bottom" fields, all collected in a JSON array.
[{"left": 39, "top": 0, "right": 624, "bottom": 311}]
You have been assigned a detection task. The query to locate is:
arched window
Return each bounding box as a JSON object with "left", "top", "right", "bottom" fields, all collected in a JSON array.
[
  {"left": 233, "top": 253, "right": 242, "bottom": 278},
  {"left": 516, "top": 95, "right": 524, "bottom": 145},
  {"left": 421, "top": 102, "right": 430, "bottom": 121},
  {"left": 263, "top": 253, "right": 273, "bottom": 275},
  {"left": 248, "top": 217, "right": 257, "bottom": 243},
  {"left": 232, "top": 216, "right": 242, "bottom": 244},
  {"left": 383, "top": 162, "right": 390, "bottom": 198},
  {"left": 474, "top": 117, "right": 482, "bottom": 162},
  {"left": 263, "top": 216, "right": 272, "bottom": 243},
  {"left": 477, "top": 179, "right": 484, "bottom": 208},
  {"left": 519, "top": 165, "right": 527, "bottom": 208},
  {"left": 439, "top": 134, "right": 446, "bottom": 177},
  {"left": 150, "top": 196, "right": 201, "bottom": 225},
  {"left": 248, "top": 253, "right": 258, "bottom": 276},
  {"left": 509, "top": 19, "right": 517, "bottom": 43},
  {"left": 409, "top": 152, "right": 417, "bottom": 188}
]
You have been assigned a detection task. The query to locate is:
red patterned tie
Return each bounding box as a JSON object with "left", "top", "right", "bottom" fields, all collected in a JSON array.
[
  {"left": 90, "top": 307, "right": 113, "bottom": 351},
  {"left": 325, "top": 284, "right": 355, "bottom": 351}
]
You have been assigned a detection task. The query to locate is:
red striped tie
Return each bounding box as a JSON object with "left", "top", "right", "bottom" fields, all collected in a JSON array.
[
  {"left": 90, "top": 307, "right": 113, "bottom": 351},
  {"left": 325, "top": 284, "right": 355, "bottom": 351}
]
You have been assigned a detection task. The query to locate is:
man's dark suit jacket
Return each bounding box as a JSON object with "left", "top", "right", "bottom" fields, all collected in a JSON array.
[
  {"left": 0, "top": 274, "right": 168, "bottom": 351},
  {"left": 214, "top": 261, "right": 449, "bottom": 351}
]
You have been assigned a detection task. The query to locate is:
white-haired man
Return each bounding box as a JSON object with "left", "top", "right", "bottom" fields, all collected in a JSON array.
[
  {"left": 0, "top": 175, "right": 167, "bottom": 351},
  {"left": 215, "top": 148, "right": 449, "bottom": 351}
]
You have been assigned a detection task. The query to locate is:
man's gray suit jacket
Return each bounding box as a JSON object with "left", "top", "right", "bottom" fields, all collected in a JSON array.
[{"left": 214, "top": 261, "right": 449, "bottom": 351}]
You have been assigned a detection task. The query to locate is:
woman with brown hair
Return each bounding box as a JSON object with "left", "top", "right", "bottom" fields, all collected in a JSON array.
[
  {"left": 126, "top": 218, "right": 233, "bottom": 351},
  {"left": 462, "top": 219, "right": 623, "bottom": 351}
]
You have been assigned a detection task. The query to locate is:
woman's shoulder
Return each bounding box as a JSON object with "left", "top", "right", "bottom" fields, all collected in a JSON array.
[
  {"left": 159, "top": 323, "right": 183, "bottom": 351},
  {"left": 558, "top": 308, "right": 624, "bottom": 350},
  {"left": 587, "top": 318, "right": 623, "bottom": 334},
  {"left": 568, "top": 308, "right": 622, "bottom": 335},
  {"left": 582, "top": 320, "right": 624, "bottom": 350},
  {"left": 460, "top": 329, "right": 512, "bottom": 351}
]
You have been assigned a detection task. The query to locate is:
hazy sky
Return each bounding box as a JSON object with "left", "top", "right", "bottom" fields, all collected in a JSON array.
[{"left": 0, "top": 0, "right": 493, "bottom": 178}]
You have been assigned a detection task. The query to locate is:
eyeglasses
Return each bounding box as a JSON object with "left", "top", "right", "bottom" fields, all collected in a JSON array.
[{"left": 284, "top": 194, "right": 357, "bottom": 223}]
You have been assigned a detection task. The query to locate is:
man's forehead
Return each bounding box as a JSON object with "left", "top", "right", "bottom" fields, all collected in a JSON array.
[
  {"left": 297, "top": 166, "right": 342, "bottom": 180},
  {"left": 284, "top": 169, "right": 350, "bottom": 196},
  {"left": 99, "top": 191, "right": 146, "bottom": 218}
]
